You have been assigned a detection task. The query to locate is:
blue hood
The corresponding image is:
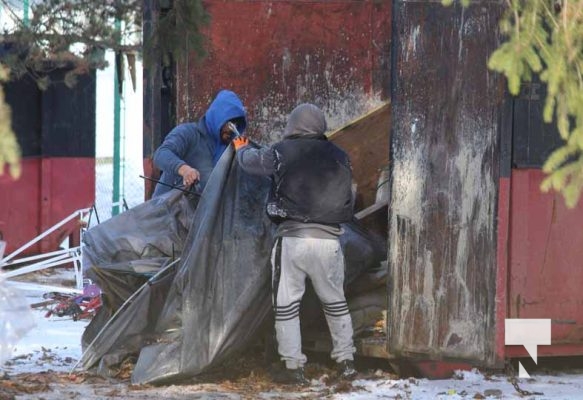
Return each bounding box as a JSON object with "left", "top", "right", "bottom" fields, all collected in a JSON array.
[{"left": 204, "top": 90, "right": 247, "bottom": 164}]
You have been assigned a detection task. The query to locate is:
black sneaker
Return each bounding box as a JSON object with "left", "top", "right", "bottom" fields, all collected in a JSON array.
[
  {"left": 272, "top": 367, "right": 310, "bottom": 386},
  {"left": 338, "top": 359, "right": 357, "bottom": 380}
]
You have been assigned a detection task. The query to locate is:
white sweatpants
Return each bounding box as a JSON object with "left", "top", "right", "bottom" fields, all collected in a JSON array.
[{"left": 271, "top": 236, "right": 356, "bottom": 369}]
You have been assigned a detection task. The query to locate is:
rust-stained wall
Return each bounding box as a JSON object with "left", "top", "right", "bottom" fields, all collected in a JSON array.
[
  {"left": 388, "top": 1, "right": 503, "bottom": 366},
  {"left": 174, "top": 0, "right": 391, "bottom": 143}
]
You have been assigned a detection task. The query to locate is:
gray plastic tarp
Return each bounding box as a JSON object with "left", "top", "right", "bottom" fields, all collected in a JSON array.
[{"left": 80, "top": 146, "right": 385, "bottom": 384}]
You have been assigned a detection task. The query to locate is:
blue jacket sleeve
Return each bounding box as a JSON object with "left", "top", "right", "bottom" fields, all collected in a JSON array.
[
  {"left": 153, "top": 124, "right": 194, "bottom": 174},
  {"left": 236, "top": 145, "right": 275, "bottom": 176}
]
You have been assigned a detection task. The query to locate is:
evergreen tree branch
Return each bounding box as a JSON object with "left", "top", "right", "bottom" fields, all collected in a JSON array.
[{"left": 0, "top": 0, "right": 209, "bottom": 87}]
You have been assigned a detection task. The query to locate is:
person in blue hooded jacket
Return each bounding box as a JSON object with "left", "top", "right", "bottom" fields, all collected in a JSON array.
[{"left": 152, "top": 89, "right": 247, "bottom": 198}]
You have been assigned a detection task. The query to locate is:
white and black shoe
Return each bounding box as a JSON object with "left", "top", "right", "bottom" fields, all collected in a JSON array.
[{"left": 338, "top": 359, "right": 357, "bottom": 380}]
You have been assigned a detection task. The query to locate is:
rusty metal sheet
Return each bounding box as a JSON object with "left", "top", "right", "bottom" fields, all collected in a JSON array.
[
  {"left": 388, "top": 1, "right": 504, "bottom": 366},
  {"left": 174, "top": 0, "right": 391, "bottom": 143}
]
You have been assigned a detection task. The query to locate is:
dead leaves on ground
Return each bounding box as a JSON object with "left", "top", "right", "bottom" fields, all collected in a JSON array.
[
  {"left": 1, "top": 352, "right": 391, "bottom": 399},
  {"left": 0, "top": 372, "right": 52, "bottom": 398},
  {"left": 0, "top": 371, "right": 106, "bottom": 398}
]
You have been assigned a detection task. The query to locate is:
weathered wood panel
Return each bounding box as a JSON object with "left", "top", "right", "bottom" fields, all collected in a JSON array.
[
  {"left": 328, "top": 102, "right": 391, "bottom": 211},
  {"left": 175, "top": 0, "right": 392, "bottom": 144},
  {"left": 388, "top": 1, "right": 504, "bottom": 366}
]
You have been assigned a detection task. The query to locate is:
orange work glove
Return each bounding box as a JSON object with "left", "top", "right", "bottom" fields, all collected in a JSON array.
[{"left": 232, "top": 136, "right": 249, "bottom": 151}]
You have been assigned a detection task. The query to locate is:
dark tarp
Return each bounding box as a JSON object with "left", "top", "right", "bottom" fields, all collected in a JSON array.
[
  {"left": 80, "top": 146, "right": 385, "bottom": 385},
  {"left": 130, "top": 147, "right": 275, "bottom": 384},
  {"left": 81, "top": 259, "right": 178, "bottom": 375},
  {"left": 82, "top": 189, "right": 197, "bottom": 272},
  {"left": 80, "top": 189, "right": 198, "bottom": 374}
]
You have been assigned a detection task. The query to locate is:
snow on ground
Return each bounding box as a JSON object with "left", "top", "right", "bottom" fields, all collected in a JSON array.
[
  {"left": 336, "top": 369, "right": 583, "bottom": 399},
  {"left": 1, "top": 270, "right": 89, "bottom": 375},
  {"left": 2, "top": 268, "right": 583, "bottom": 399}
]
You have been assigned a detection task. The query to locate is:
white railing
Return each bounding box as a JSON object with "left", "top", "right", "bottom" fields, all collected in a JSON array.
[{"left": 0, "top": 207, "right": 93, "bottom": 294}]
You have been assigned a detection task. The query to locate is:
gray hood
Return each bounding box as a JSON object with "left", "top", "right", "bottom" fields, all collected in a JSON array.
[{"left": 283, "top": 103, "right": 327, "bottom": 138}]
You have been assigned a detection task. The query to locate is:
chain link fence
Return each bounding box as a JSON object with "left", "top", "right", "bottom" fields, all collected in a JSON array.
[{"left": 93, "top": 51, "right": 144, "bottom": 227}]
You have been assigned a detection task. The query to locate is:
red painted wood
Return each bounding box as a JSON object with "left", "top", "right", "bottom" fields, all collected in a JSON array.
[
  {"left": 0, "top": 157, "right": 94, "bottom": 256},
  {"left": 40, "top": 158, "right": 52, "bottom": 253},
  {"left": 0, "top": 159, "right": 41, "bottom": 250},
  {"left": 506, "top": 344, "right": 583, "bottom": 358},
  {"left": 143, "top": 158, "right": 156, "bottom": 201},
  {"left": 508, "top": 169, "right": 583, "bottom": 346},
  {"left": 412, "top": 360, "right": 473, "bottom": 380}
]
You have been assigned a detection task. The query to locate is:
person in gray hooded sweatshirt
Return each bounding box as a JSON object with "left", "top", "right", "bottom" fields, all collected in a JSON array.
[{"left": 233, "top": 103, "right": 357, "bottom": 385}]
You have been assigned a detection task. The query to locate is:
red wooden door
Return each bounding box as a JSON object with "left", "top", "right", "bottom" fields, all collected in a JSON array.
[{"left": 507, "top": 81, "right": 583, "bottom": 357}]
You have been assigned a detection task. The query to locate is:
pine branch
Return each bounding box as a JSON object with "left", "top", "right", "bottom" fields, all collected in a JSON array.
[
  {"left": 456, "top": 0, "right": 583, "bottom": 207},
  {"left": 0, "top": 0, "right": 208, "bottom": 89}
]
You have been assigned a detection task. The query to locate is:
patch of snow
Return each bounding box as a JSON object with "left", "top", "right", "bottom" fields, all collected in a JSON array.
[{"left": 1, "top": 269, "right": 88, "bottom": 375}]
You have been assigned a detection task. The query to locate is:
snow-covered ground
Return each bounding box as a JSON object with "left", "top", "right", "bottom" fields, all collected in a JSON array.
[
  {"left": 338, "top": 371, "right": 583, "bottom": 399},
  {"left": 0, "top": 270, "right": 89, "bottom": 376},
  {"left": 2, "top": 268, "right": 583, "bottom": 399}
]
